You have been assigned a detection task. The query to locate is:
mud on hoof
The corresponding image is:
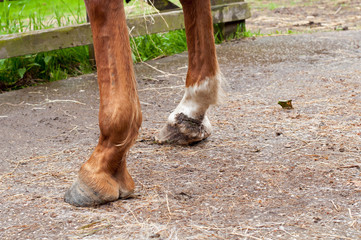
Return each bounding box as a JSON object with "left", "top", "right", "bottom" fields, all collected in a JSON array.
[
  {"left": 155, "top": 113, "right": 212, "bottom": 145},
  {"left": 64, "top": 178, "right": 131, "bottom": 207}
]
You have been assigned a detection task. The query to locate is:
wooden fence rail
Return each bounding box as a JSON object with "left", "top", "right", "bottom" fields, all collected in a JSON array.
[{"left": 0, "top": 0, "right": 250, "bottom": 60}]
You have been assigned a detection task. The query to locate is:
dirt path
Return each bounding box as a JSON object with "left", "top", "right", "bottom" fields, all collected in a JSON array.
[
  {"left": 247, "top": 0, "right": 361, "bottom": 34},
  {"left": 1, "top": 2, "right": 361, "bottom": 239}
]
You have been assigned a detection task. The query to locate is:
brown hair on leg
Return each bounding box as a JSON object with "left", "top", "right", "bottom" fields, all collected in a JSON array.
[{"left": 181, "top": 0, "right": 219, "bottom": 87}]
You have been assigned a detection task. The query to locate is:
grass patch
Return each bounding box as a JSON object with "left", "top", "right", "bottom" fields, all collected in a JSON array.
[
  {"left": 0, "top": 0, "right": 87, "bottom": 34},
  {"left": 0, "top": 46, "right": 93, "bottom": 90},
  {"left": 130, "top": 29, "right": 187, "bottom": 62}
]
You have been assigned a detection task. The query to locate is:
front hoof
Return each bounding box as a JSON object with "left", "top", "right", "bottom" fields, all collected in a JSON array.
[
  {"left": 64, "top": 178, "right": 118, "bottom": 207},
  {"left": 155, "top": 113, "right": 212, "bottom": 145}
]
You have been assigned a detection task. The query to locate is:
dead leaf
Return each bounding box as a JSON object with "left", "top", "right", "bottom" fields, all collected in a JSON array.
[{"left": 278, "top": 100, "right": 293, "bottom": 109}]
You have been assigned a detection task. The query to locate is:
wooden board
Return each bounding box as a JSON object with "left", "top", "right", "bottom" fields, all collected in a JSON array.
[{"left": 0, "top": 2, "right": 251, "bottom": 59}]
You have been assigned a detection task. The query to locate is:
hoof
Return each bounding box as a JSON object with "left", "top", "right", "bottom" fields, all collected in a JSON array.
[
  {"left": 64, "top": 178, "right": 119, "bottom": 207},
  {"left": 155, "top": 113, "right": 212, "bottom": 145}
]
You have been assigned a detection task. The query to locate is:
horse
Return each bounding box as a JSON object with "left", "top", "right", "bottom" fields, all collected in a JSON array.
[{"left": 64, "top": 0, "right": 223, "bottom": 207}]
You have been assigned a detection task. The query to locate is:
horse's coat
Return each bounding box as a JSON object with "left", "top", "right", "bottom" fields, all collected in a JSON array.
[{"left": 65, "top": 0, "right": 222, "bottom": 207}]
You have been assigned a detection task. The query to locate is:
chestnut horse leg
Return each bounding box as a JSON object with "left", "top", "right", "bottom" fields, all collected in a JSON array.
[
  {"left": 155, "top": 0, "right": 222, "bottom": 145},
  {"left": 64, "top": 0, "right": 142, "bottom": 206}
]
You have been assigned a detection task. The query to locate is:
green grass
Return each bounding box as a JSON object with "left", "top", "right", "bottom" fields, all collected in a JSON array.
[
  {"left": 0, "top": 0, "right": 250, "bottom": 91},
  {"left": 0, "top": 0, "right": 86, "bottom": 34},
  {"left": 130, "top": 29, "right": 188, "bottom": 62},
  {"left": 0, "top": 46, "right": 93, "bottom": 90}
]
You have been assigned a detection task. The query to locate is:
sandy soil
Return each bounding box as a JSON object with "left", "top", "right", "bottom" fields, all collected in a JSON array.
[
  {"left": 0, "top": 1, "right": 361, "bottom": 239},
  {"left": 246, "top": 0, "right": 361, "bottom": 34}
]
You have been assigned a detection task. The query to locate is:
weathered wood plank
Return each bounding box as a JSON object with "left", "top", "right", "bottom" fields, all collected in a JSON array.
[
  {"left": 212, "top": 2, "right": 251, "bottom": 24},
  {"left": 0, "top": 24, "right": 92, "bottom": 59},
  {"left": 0, "top": 2, "right": 250, "bottom": 59}
]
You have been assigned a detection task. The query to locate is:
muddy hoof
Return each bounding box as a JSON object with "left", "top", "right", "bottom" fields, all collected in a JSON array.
[
  {"left": 64, "top": 178, "right": 118, "bottom": 207},
  {"left": 155, "top": 113, "right": 212, "bottom": 145}
]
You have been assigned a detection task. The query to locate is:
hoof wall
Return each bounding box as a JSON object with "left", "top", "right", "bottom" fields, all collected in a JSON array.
[
  {"left": 64, "top": 178, "right": 117, "bottom": 207},
  {"left": 155, "top": 113, "right": 211, "bottom": 145}
]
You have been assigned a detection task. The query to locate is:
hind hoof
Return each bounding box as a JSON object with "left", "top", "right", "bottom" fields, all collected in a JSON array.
[{"left": 155, "top": 113, "right": 212, "bottom": 145}]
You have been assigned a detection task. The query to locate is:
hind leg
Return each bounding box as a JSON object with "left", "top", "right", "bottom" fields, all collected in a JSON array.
[{"left": 155, "top": 0, "right": 222, "bottom": 145}]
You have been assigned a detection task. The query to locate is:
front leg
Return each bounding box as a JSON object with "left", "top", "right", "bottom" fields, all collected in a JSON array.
[
  {"left": 155, "top": 0, "right": 223, "bottom": 145},
  {"left": 65, "top": 0, "right": 142, "bottom": 207}
]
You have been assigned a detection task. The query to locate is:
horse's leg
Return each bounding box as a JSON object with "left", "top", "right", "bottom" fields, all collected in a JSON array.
[
  {"left": 155, "top": 0, "right": 222, "bottom": 145},
  {"left": 65, "top": 0, "right": 142, "bottom": 207}
]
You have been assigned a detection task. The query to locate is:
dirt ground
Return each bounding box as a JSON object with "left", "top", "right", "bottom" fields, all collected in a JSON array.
[
  {"left": 246, "top": 0, "right": 361, "bottom": 34},
  {"left": 1, "top": 1, "right": 361, "bottom": 239}
]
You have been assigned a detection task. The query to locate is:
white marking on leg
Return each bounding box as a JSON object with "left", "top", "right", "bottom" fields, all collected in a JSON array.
[{"left": 168, "top": 72, "right": 224, "bottom": 124}]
